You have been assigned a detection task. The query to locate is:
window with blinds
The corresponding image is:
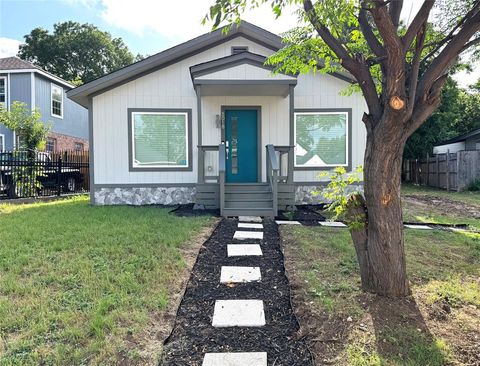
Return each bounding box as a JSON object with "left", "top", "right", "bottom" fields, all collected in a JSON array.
[
  {"left": 132, "top": 112, "right": 188, "bottom": 168},
  {"left": 294, "top": 111, "right": 348, "bottom": 167}
]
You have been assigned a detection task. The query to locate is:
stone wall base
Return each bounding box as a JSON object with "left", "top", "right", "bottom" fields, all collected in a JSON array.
[
  {"left": 295, "top": 185, "right": 364, "bottom": 205},
  {"left": 94, "top": 187, "right": 196, "bottom": 205}
]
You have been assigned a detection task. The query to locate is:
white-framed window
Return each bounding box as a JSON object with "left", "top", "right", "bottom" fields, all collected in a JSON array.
[
  {"left": 130, "top": 110, "right": 190, "bottom": 169},
  {"left": 46, "top": 137, "right": 56, "bottom": 152},
  {"left": 0, "top": 134, "right": 4, "bottom": 152},
  {"left": 0, "top": 77, "right": 6, "bottom": 107},
  {"left": 294, "top": 111, "right": 349, "bottom": 168},
  {"left": 51, "top": 83, "right": 63, "bottom": 118}
]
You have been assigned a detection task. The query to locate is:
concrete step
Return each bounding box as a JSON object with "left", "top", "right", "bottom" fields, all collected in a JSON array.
[
  {"left": 225, "top": 199, "right": 273, "bottom": 209},
  {"left": 223, "top": 207, "right": 275, "bottom": 218}
]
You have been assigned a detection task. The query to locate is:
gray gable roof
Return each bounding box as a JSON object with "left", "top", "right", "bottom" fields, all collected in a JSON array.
[
  {"left": 67, "top": 21, "right": 354, "bottom": 108},
  {"left": 436, "top": 128, "right": 480, "bottom": 146},
  {"left": 0, "top": 57, "right": 35, "bottom": 70},
  {"left": 0, "top": 56, "right": 74, "bottom": 88}
]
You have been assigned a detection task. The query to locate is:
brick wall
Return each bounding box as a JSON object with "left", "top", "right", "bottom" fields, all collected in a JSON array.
[{"left": 47, "top": 132, "right": 89, "bottom": 152}]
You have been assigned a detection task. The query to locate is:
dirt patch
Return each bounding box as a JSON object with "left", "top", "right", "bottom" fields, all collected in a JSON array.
[
  {"left": 117, "top": 219, "right": 220, "bottom": 366},
  {"left": 160, "top": 218, "right": 313, "bottom": 365},
  {"left": 403, "top": 194, "right": 480, "bottom": 219}
]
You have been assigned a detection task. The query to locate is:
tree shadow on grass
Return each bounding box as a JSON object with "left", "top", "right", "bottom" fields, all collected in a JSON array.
[{"left": 368, "top": 295, "right": 448, "bottom": 366}]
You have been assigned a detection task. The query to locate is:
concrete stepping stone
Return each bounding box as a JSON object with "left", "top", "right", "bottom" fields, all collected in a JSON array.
[
  {"left": 221, "top": 266, "right": 261, "bottom": 283},
  {"left": 319, "top": 221, "right": 347, "bottom": 227},
  {"left": 203, "top": 352, "right": 267, "bottom": 366},
  {"left": 227, "top": 244, "right": 263, "bottom": 257},
  {"left": 212, "top": 299, "right": 266, "bottom": 327},
  {"left": 275, "top": 220, "right": 301, "bottom": 225},
  {"left": 404, "top": 224, "right": 433, "bottom": 230},
  {"left": 234, "top": 231, "right": 264, "bottom": 240},
  {"left": 238, "top": 223, "right": 263, "bottom": 229},
  {"left": 239, "top": 216, "right": 262, "bottom": 223}
]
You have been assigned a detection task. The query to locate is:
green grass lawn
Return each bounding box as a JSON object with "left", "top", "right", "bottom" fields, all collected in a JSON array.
[
  {"left": 0, "top": 196, "right": 214, "bottom": 365},
  {"left": 282, "top": 226, "right": 480, "bottom": 365},
  {"left": 282, "top": 185, "right": 480, "bottom": 365}
]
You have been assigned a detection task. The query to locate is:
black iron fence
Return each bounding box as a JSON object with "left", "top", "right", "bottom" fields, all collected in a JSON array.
[{"left": 0, "top": 150, "right": 89, "bottom": 200}]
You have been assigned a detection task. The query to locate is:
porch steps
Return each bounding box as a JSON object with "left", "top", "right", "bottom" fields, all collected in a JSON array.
[{"left": 223, "top": 183, "right": 275, "bottom": 217}]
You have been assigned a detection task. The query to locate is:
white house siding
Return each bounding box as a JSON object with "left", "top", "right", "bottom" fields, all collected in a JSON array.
[
  {"left": 92, "top": 35, "right": 367, "bottom": 205},
  {"left": 92, "top": 36, "right": 275, "bottom": 186},
  {"left": 197, "top": 64, "right": 296, "bottom": 80},
  {"left": 433, "top": 141, "right": 465, "bottom": 154},
  {"left": 294, "top": 73, "right": 367, "bottom": 183}
]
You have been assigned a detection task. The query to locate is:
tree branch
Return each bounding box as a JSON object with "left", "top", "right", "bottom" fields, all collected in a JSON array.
[
  {"left": 405, "top": 74, "right": 448, "bottom": 137},
  {"left": 402, "top": 0, "right": 435, "bottom": 50},
  {"left": 417, "top": 6, "right": 480, "bottom": 104},
  {"left": 303, "top": 0, "right": 382, "bottom": 120},
  {"left": 389, "top": 0, "right": 403, "bottom": 29},
  {"left": 407, "top": 22, "right": 427, "bottom": 116},
  {"left": 359, "top": 2, "right": 385, "bottom": 57},
  {"left": 420, "top": 2, "right": 480, "bottom": 64}
]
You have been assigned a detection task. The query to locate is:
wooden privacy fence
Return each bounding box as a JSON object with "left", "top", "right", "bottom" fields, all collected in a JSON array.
[{"left": 403, "top": 150, "right": 480, "bottom": 191}]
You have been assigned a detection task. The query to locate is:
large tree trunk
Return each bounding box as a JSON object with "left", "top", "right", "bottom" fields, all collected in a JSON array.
[{"left": 350, "top": 117, "right": 411, "bottom": 297}]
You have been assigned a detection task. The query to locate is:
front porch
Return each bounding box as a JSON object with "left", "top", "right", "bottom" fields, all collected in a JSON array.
[
  {"left": 191, "top": 52, "right": 297, "bottom": 217},
  {"left": 197, "top": 144, "right": 295, "bottom": 217}
]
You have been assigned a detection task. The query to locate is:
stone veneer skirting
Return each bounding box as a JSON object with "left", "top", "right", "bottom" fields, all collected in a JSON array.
[
  {"left": 94, "top": 187, "right": 196, "bottom": 205},
  {"left": 93, "top": 185, "right": 363, "bottom": 206},
  {"left": 295, "top": 185, "right": 364, "bottom": 205}
]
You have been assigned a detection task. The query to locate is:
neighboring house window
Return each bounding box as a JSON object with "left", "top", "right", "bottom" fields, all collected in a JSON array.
[
  {"left": 130, "top": 110, "right": 190, "bottom": 169},
  {"left": 232, "top": 46, "right": 249, "bottom": 55},
  {"left": 294, "top": 111, "right": 349, "bottom": 168},
  {"left": 0, "top": 77, "right": 6, "bottom": 107},
  {"left": 46, "top": 138, "right": 56, "bottom": 152},
  {"left": 51, "top": 84, "right": 63, "bottom": 118},
  {"left": 75, "top": 142, "right": 84, "bottom": 151},
  {"left": 0, "top": 134, "right": 4, "bottom": 152}
]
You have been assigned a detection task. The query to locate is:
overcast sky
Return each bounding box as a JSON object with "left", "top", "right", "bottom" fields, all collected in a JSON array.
[{"left": 0, "top": 0, "right": 478, "bottom": 87}]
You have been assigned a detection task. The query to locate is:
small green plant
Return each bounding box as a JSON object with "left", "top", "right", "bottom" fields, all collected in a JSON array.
[
  {"left": 466, "top": 178, "right": 480, "bottom": 191},
  {"left": 283, "top": 211, "right": 295, "bottom": 221},
  {"left": 319, "top": 166, "right": 364, "bottom": 229},
  {"left": 0, "top": 102, "right": 50, "bottom": 197}
]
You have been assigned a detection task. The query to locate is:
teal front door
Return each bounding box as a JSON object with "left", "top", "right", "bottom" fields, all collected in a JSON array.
[{"left": 225, "top": 109, "right": 258, "bottom": 183}]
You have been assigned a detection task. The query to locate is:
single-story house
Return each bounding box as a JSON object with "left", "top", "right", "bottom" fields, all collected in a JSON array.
[
  {"left": 433, "top": 128, "right": 480, "bottom": 154},
  {"left": 0, "top": 57, "right": 89, "bottom": 152},
  {"left": 68, "top": 21, "right": 367, "bottom": 217}
]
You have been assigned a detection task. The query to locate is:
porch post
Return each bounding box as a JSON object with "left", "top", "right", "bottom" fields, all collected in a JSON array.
[
  {"left": 288, "top": 84, "right": 295, "bottom": 184},
  {"left": 196, "top": 87, "right": 204, "bottom": 183}
]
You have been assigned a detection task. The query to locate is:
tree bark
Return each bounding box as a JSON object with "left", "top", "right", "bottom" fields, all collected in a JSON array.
[{"left": 349, "top": 115, "right": 411, "bottom": 297}]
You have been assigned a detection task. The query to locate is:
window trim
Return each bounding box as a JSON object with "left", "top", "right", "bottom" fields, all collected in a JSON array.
[
  {"left": 0, "top": 76, "right": 6, "bottom": 107},
  {"left": 51, "top": 83, "right": 64, "bottom": 119},
  {"left": 128, "top": 108, "right": 193, "bottom": 172},
  {"left": 0, "top": 133, "right": 5, "bottom": 152},
  {"left": 293, "top": 108, "right": 352, "bottom": 171},
  {"left": 46, "top": 137, "right": 57, "bottom": 152}
]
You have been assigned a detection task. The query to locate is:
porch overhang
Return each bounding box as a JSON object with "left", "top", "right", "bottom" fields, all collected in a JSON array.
[{"left": 190, "top": 51, "right": 297, "bottom": 97}]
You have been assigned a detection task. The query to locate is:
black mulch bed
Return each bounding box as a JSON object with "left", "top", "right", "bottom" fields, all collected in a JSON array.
[
  {"left": 160, "top": 218, "right": 313, "bottom": 366},
  {"left": 276, "top": 205, "right": 326, "bottom": 226},
  {"left": 170, "top": 203, "right": 220, "bottom": 217}
]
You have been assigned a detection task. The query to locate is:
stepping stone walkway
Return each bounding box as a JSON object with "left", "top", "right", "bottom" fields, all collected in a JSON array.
[
  {"left": 161, "top": 216, "right": 312, "bottom": 365},
  {"left": 275, "top": 220, "right": 301, "bottom": 225}
]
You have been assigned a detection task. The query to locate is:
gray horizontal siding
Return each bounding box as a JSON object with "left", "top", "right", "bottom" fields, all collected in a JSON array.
[{"left": 35, "top": 74, "right": 88, "bottom": 139}]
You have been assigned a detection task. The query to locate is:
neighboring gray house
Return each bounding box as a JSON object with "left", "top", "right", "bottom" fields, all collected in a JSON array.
[
  {"left": 0, "top": 57, "right": 88, "bottom": 152},
  {"left": 68, "top": 22, "right": 367, "bottom": 217},
  {"left": 433, "top": 128, "right": 480, "bottom": 154}
]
